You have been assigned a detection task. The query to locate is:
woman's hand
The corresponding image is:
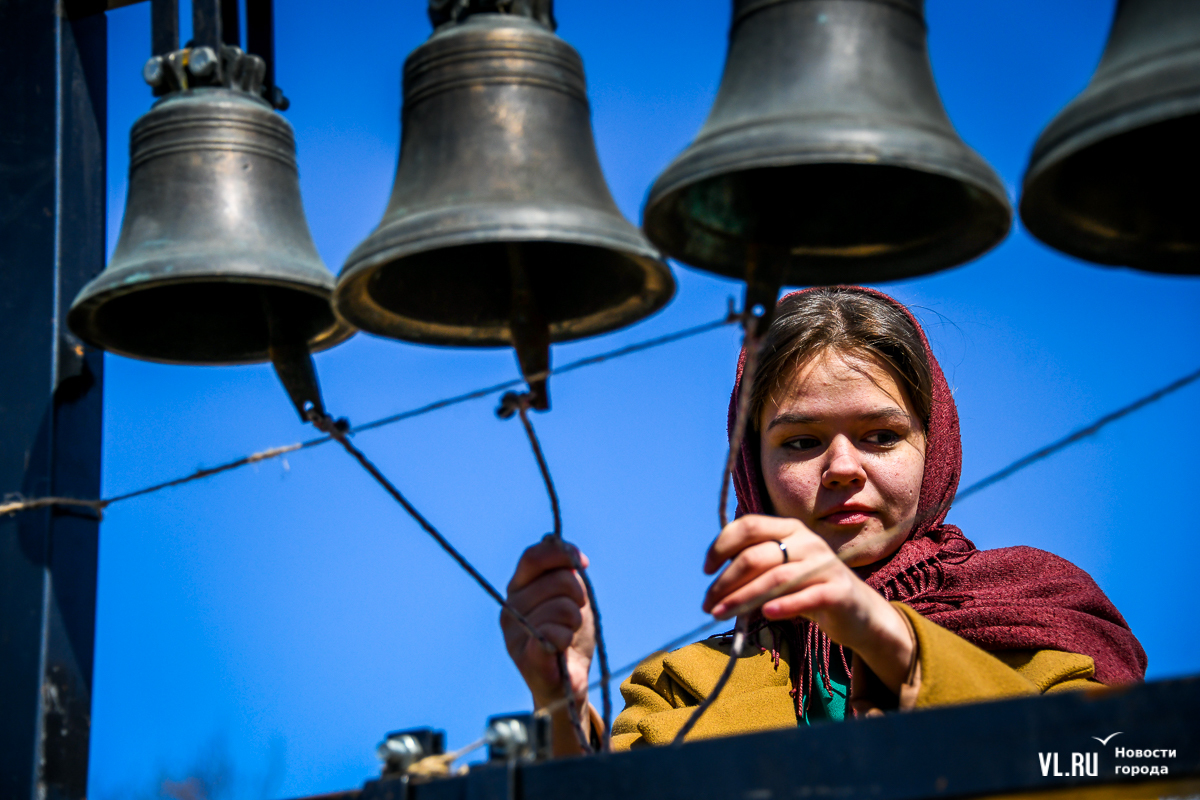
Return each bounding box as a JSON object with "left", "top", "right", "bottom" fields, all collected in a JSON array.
[
  {"left": 702, "top": 514, "right": 915, "bottom": 693},
  {"left": 501, "top": 534, "right": 595, "bottom": 712}
]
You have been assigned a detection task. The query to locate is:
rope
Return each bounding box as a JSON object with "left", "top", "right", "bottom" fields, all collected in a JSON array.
[
  {"left": 537, "top": 364, "right": 1200, "bottom": 736},
  {"left": 402, "top": 736, "right": 488, "bottom": 780},
  {"left": 0, "top": 310, "right": 738, "bottom": 520},
  {"left": 953, "top": 364, "right": 1200, "bottom": 504},
  {"left": 0, "top": 496, "right": 107, "bottom": 517},
  {"left": 677, "top": 313, "right": 768, "bottom": 741},
  {"left": 6, "top": 308, "right": 1197, "bottom": 752},
  {"left": 671, "top": 616, "right": 748, "bottom": 744},
  {"left": 718, "top": 322, "right": 767, "bottom": 529},
  {"left": 306, "top": 412, "right": 553, "bottom": 655},
  {"left": 503, "top": 393, "right": 611, "bottom": 753}
]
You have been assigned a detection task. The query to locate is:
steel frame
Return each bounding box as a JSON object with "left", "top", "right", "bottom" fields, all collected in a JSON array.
[
  {"left": 3, "top": 3, "right": 1198, "bottom": 800},
  {"left": 339, "top": 676, "right": 1200, "bottom": 800},
  {"left": 0, "top": 2, "right": 106, "bottom": 798}
]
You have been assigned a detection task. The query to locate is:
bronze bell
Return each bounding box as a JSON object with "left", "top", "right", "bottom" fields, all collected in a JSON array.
[
  {"left": 69, "top": 41, "right": 351, "bottom": 376},
  {"left": 643, "top": 0, "right": 1011, "bottom": 297},
  {"left": 335, "top": 2, "right": 675, "bottom": 410},
  {"left": 1021, "top": 0, "right": 1200, "bottom": 274}
]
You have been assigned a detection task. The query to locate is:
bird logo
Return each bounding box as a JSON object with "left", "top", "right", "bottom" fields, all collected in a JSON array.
[{"left": 1093, "top": 732, "right": 1123, "bottom": 746}]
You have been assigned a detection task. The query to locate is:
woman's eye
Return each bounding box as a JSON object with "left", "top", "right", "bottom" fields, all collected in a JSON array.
[
  {"left": 864, "top": 430, "right": 902, "bottom": 446},
  {"left": 783, "top": 436, "right": 821, "bottom": 451}
]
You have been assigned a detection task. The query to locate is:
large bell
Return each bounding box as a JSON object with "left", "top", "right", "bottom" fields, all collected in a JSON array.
[
  {"left": 643, "top": 0, "right": 1011, "bottom": 288},
  {"left": 335, "top": 5, "right": 675, "bottom": 409},
  {"left": 1021, "top": 0, "right": 1200, "bottom": 273},
  {"left": 69, "top": 81, "right": 351, "bottom": 366}
]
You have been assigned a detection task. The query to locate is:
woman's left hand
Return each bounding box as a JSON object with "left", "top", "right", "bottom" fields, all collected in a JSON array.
[{"left": 701, "top": 514, "right": 915, "bottom": 693}]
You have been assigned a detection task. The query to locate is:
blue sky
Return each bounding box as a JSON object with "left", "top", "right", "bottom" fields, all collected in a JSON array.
[{"left": 91, "top": 1, "right": 1200, "bottom": 797}]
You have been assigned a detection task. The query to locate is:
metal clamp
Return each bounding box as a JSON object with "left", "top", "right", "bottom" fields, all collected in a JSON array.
[
  {"left": 143, "top": 45, "right": 288, "bottom": 109},
  {"left": 429, "top": 0, "right": 557, "bottom": 31},
  {"left": 486, "top": 713, "right": 551, "bottom": 764},
  {"left": 377, "top": 728, "right": 446, "bottom": 777}
]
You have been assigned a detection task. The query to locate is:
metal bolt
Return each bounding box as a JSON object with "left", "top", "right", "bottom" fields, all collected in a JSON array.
[
  {"left": 488, "top": 719, "right": 529, "bottom": 750},
  {"left": 377, "top": 734, "right": 423, "bottom": 765},
  {"left": 375, "top": 729, "right": 444, "bottom": 776},
  {"left": 187, "top": 47, "right": 217, "bottom": 79},
  {"left": 142, "top": 56, "right": 165, "bottom": 88}
]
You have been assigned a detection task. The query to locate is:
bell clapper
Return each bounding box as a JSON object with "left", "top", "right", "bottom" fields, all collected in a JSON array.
[
  {"left": 741, "top": 243, "right": 785, "bottom": 338},
  {"left": 262, "top": 289, "right": 329, "bottom": 425},
  {"left": 504, "top": 242, "right": 552, "bottom": 414}
]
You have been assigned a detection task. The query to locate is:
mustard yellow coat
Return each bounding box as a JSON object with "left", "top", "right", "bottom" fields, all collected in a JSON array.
[{"left": 610, "top": 603, "right": 1100, "bottom": 751}]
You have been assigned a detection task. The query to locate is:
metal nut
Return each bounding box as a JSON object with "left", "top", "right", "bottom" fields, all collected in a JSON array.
[
  {"left": 187, "top": 47, "right": 217, "bottom": 78},
  {"left": 142, "top": 56, "right": 165, "bottom": 88}
]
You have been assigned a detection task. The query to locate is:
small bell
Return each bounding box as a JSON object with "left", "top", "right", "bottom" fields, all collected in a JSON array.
[
  {"left": 334, "top": 1, "right": 674, "bottom": 410},
  {"left": 1021, "top": 0, "right": 1200, "bottom": 273},
  {"left": 69, "top": 0, "right": 351, "bottom": 421},
  {"left": 643, "top": 0, "right": 1011, "bottom": 302}
]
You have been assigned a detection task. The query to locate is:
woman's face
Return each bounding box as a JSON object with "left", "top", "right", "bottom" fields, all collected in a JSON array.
[{"left": 757, "top": 348, "right": 927, "bottom": 568}]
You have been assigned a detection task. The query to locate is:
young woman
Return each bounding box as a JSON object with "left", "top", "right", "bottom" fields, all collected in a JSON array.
[{"left": 501, "top": 287, "right": 1146, "bottom": 755}]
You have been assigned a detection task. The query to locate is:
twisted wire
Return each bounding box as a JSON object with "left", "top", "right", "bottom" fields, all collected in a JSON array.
[
  {"left": 509, "top": 398, "right": 613, "bottom": 753},
  {"left": 505, "top": 399, "right": 596, "bottom": 754},
  {"left": 676, "top": 315, "right": 769, "bottom": 742},
  {"left": 5, "top": 313, "right": 1197, "bottom": 754},
  {"left": 952, "top": 364, "right": 1200, "bottom": 504},
  {"left": 670, "top": 616, "right": 749, "bottom": 744},
  {"left": 0, "top": 310, "right": 738, "bottom": 520},
  {"left": 539, "top": 364, "right": 1200, "bottom": 737},
  {"left": 718, "top": 323, "right": 767, "bottom": 529},
  {"left": 304, "top": 413, "right": 553, "bottom": 654}
]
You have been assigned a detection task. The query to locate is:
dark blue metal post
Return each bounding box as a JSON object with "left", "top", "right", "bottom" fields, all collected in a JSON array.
[{"left": 0, "top": 1, "right": 107, "bottom": 797}]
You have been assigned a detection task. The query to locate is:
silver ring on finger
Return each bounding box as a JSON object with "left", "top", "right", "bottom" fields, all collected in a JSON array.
[{"left": 778, "top": 540, "right": 789, "bottom": 565}]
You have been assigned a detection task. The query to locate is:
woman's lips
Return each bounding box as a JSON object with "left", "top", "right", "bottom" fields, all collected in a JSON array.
[{"left": 820, "top": 510, "right": 875, "bottom": 525}]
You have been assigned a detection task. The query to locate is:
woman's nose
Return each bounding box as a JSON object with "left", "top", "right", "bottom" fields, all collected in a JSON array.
[{"left": 822, "top": 436, "right": 867, "bottom": 489}]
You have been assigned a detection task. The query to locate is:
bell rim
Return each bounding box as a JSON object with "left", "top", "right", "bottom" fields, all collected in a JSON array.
[
  {"left": 1020, "top": 102, "right": 1200, "bottom": 272},
  {"left": 1024, "top": 42, "right": 1200, "bottom": 176},
  {"left": 1024, "top": 109, "right": 1200, "bottom": 204},
  {"left": 335, "top": 225, "right": 675, "bottom": 347},
  {"left": 646, "top": 123, "right": 1009, "bottom": 211},
  {"left": 68, "top": 273, "right": 355, "bottom": 366},
  {"left": 643, "top": 150, "right": 1012, "bottom": 280},
  {"left": 1021, "top": 96, "right": 1200, "bottom": 200}
]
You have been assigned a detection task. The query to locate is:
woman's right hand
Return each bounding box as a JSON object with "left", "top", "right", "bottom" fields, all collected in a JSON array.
[{"left": 502, "top": 534, "right": 595, "bottom": 712}]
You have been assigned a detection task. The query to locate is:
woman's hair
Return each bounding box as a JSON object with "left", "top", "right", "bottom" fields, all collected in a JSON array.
[{"left": 750, "top": 288, "right": 933, "bottom": 431}]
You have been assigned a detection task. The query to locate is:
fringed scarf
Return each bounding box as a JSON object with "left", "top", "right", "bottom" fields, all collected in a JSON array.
[{"left": 728, "top": 287, "right": 1147, "bottom": 717}]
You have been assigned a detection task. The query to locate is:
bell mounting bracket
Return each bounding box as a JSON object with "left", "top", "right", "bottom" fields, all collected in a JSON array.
[
  {"left": 144, "top": 0, "right": 289, "bottom": 109},
  {"left": 429, "top": 0, "right": 557, "bottom": 31}
]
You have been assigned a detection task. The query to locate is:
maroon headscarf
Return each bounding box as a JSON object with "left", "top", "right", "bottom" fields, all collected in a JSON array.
[{"left": 729, "top": 287, "right": 1146, "bottom": 700}]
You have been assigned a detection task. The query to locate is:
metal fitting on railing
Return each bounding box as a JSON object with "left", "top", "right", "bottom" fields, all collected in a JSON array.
[
  {"left": 485, "top": 713, "right": 551, "bottom": 763},
  {"left": 377, "top": 728, "right": 446, "bottom": 777}
]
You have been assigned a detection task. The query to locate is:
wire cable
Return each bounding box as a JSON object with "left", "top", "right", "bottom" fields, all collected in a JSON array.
[
  {"left": 504, "top": 394, "right": 600, "bottom": 754},
  {"left": 676, "top": 314, "right": 768, "bottom": 741},
  {"left": 0, "top": 310, "right": 739, "bottom": 518},
  {"left": 6, "top": 318, "right": 1198, "bottom": 754},
  {"left": 537, "top": 365, "right": 1200, "bottom": 730},
  {"left": 305, "top": 413, "right": 554, "bottom": 654}
]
